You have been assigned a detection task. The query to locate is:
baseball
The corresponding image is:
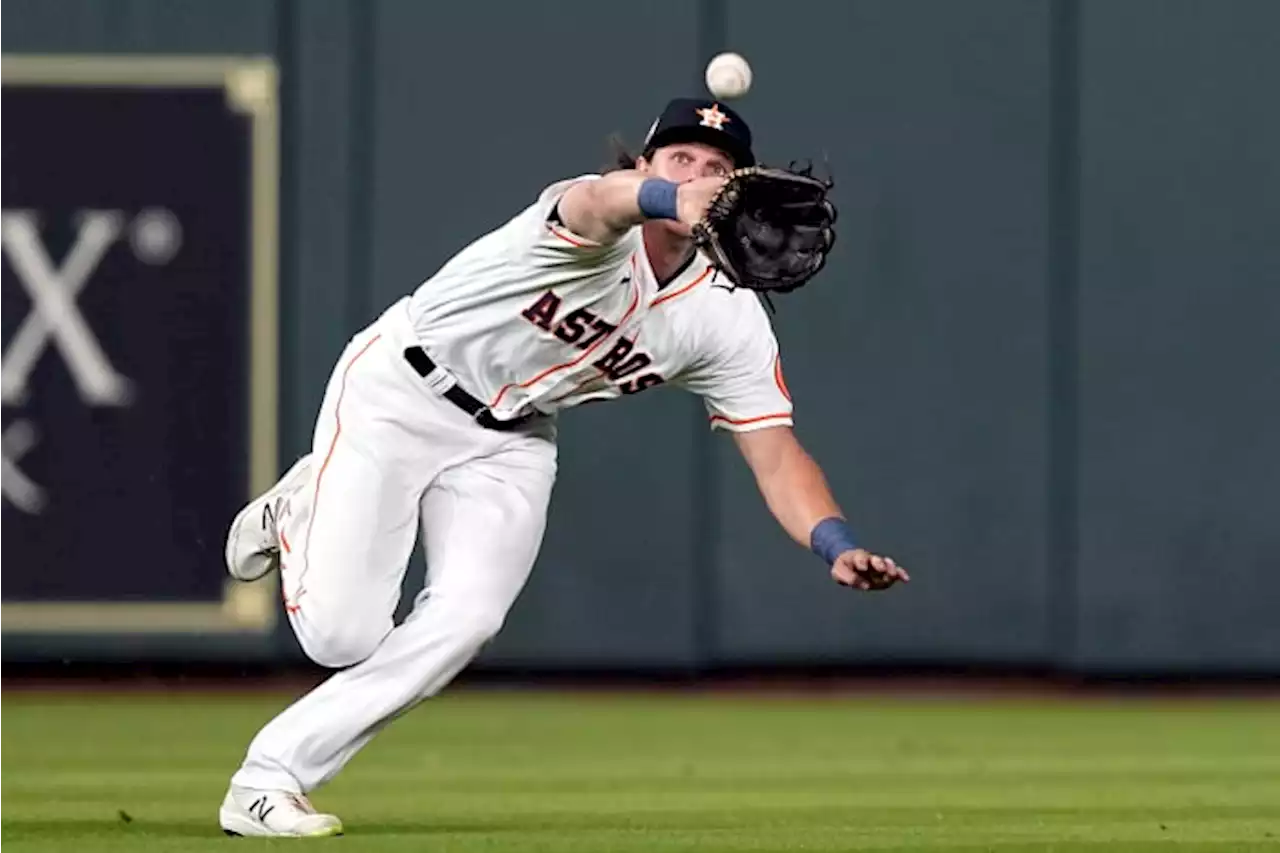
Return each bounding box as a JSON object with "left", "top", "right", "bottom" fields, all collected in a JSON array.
[{"left": 705, "top": 52, "right": 753, "bottom": 100}]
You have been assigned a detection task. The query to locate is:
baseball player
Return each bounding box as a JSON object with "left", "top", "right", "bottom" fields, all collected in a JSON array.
[{"left": 217, "top": 97, "right": 909, "bottom": 837}]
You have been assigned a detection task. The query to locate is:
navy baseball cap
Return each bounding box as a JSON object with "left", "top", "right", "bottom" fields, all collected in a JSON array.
[{"left": 642, "top": 97, "right": 755, "bottom": 167}]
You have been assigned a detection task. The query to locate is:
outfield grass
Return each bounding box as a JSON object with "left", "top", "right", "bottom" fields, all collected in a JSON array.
[{"left": 2, "top": 687, "right": 1278, "bottom": 851}]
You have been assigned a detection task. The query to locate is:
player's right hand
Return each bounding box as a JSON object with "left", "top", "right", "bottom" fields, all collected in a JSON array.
[{"left": 830, "top": 548, "right": 910, "bottom": 592}]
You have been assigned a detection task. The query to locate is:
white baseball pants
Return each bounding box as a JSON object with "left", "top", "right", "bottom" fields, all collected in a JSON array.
[{"left": 231, "top": 297, "right": 557, "bottom": 793}]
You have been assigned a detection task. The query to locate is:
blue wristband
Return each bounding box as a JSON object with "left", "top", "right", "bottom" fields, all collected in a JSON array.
[
  {"left": 810, "top": 517, "right": 859, "bottom": 565},
  {"left": 637, "top": 178, "right": 679, "bottom": 220}
]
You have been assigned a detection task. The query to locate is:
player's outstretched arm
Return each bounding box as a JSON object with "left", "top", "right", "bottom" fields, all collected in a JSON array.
[
  {"left": 556, "top": 172, "right": 725, "bottom": 245},
  {"left": 732, "top": 425, "right": 910, "bottom": 591}
]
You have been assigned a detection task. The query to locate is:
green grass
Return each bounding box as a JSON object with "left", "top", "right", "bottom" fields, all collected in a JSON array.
[{"left": 3, "top": 687, "right": 1279, "bottom": 851}]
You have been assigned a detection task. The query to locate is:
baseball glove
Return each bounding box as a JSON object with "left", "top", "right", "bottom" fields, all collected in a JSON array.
[{"left": 691, "top": 164, "right": 837, "bottom": 294}]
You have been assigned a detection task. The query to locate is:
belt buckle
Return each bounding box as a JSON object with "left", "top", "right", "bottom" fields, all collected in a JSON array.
[{"left": 422, "top": 365, "right": 457, "bottom": 397}]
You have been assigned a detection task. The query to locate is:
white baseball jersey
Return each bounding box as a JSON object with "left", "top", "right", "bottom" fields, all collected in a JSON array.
[{"left": 407, "top": 174, "right": 794, "bottom": 431}]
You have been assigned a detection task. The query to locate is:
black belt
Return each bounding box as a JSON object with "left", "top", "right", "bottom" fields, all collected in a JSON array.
[{"left": 403, "top": 346, "right": 536, "bottom": 432}]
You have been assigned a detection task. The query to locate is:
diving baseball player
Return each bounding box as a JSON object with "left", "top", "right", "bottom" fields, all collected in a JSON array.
[{"left": 217, "top": 97, "right": 909, "bottom": 837}]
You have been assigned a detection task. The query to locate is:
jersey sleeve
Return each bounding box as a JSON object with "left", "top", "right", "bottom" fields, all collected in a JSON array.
[
  {"left": 518, "top": 174, "right": 641, "bottom": 269},
  {"left": 678, "top": 294, "right": 795, "bottom": 432}
]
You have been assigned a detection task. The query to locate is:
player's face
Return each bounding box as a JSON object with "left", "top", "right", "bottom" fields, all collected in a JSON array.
[
  {"left": 640, "top": 143, "right": 734, "bottom": 240},
  {"left": 643, "top": 142, "right": 734, "bottom": 183}
]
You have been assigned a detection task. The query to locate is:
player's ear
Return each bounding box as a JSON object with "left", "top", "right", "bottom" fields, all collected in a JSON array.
[{"left": 636, "top": 154, "right": 651, "bottom": 173}]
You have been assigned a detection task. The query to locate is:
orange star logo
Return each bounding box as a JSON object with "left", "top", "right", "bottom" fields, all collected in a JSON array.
[{"left": 696, "top": 104, "right": 730, "bottom": 130}]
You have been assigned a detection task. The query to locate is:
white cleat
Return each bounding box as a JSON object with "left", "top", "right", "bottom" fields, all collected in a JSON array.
[
  {"left": 219, "top": 785, "right": 343, "bottom": 838},
  {"left": 224, "top": 455, "right": 311, "bottom": 582}
]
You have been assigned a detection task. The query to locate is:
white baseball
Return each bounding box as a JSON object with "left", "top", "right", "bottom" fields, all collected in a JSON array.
[{"left": 705, "top": 52, "right": 753, "bottom": 100}]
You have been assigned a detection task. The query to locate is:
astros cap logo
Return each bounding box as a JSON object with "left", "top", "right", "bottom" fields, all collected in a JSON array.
[{"left": 695, "top": 104, "right": 730, "bottom": 130}]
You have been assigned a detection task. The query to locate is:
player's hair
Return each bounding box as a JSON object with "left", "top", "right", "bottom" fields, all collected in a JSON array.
[{"left": 603, "top": 133, "right": 651, "bottom": 173}]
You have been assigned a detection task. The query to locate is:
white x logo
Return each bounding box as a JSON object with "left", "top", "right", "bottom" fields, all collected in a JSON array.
[
  {"left": 2, "top": 210, "right": 133, "bottom": 407},
  {"left": 0, "top": 412, "right": 46, "bottom": 512}
]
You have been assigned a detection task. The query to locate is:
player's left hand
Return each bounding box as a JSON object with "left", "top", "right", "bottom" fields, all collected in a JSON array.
[{"left": 830, "top": 549, "right": 909, "bottom": 591}]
